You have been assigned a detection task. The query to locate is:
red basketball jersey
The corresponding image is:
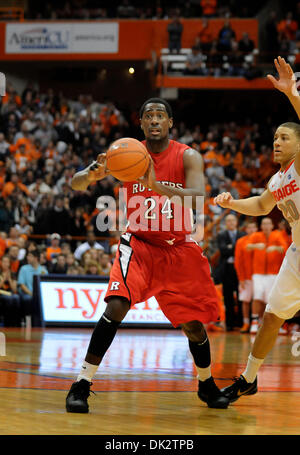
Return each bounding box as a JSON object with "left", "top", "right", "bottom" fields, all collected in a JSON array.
[{"left": 123, "top": 140, "right": 193, "bottom": 246}]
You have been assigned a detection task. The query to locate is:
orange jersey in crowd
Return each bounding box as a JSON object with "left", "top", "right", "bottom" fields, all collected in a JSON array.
[
  {"left": 46, "top": 247, "right": 61, "bottom": 261},
  {"left": 0, "top": 238, "right": 6, "bottom": 258},
  {"left": 279, "top": 229, "right": 292, "bottom": 248},
  {"left": 201, "top": 0, "right": 217, "bottom": 16},
  {"left": 247, "top": 230, "right": 287, "bottom": 275},
  {"left": 2, "top": 181, "right": 30, "bottom": 198},
  {"left": 231, "top": 180, "right": 251, "bottom": 199},
  {"left": 11, "top": 259, "right": 20, "bottom": 274},
  {"left": 234, "top": 234, "right": 253, "bottom": 281}
]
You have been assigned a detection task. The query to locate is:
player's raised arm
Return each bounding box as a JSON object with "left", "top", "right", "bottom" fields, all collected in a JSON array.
[
  {"left": 267, "top": 56, "right": 300, "bottom": 120},
  {"left": 71, "top": 153, "right": 110, "bottom": 191},
  {"left": 268, "top": 56, "right": 300, "bottom": 174},
  {"left": 214, "top": 188, "right": 276, "bottom": 216}
]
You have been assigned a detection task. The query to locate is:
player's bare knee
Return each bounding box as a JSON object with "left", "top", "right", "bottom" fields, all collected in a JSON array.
[
  {"left": 105, "top": 297, "right": 130, "bottom": 322},
  {"left": 262, "top": 311, "right": 284, "bottom": 331},
  {"left": 181, "top": 320, "right": 206, "bottom": 342}
]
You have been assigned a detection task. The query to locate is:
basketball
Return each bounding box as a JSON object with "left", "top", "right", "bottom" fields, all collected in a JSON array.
[{"left": 106, "top": 137, "right": 150, "bottom": 182}]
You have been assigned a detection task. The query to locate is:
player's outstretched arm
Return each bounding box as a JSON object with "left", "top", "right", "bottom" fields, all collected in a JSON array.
[
  {"left": 214, "top": 188, "right": 276, "bottom": 216},
  {"left": 268, "top": 56, "right": 300, "bottom": 175},
  {"left": 71, "top": 153, "right": 110, "bottom": 191}
]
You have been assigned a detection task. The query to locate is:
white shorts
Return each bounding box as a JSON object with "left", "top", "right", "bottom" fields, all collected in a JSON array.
[
  {"left": 238, "top": 279, "right": 253, "bottom": 303},
  {"left": 252, "top": 274, "right": 277, "bottom": 303},
  {"left": 266, "top": 243, "right": 300, "bottom": 320}
]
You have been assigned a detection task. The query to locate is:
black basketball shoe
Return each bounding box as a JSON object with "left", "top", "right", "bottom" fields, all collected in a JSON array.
[
  {"left": 221, "top": 375, "right": 257, "bottom": 403},
  {"left": 198, "top": 377, "right": 230, "bottom": 409},
  {"left": 66, "top": 379, "right": 94, "bottom": 413}
]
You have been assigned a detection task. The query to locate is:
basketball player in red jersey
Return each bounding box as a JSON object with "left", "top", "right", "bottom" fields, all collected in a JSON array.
[{"left": 66, "top": 98, "right": 229, "bottom": 412}]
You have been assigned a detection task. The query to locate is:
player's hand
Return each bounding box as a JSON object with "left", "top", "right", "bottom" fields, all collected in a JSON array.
[
  {"left": 267, "top": 56, "right": 297, "bottom": 97},
  {"left": 138, "top": 156, "right": 156, "bottom": 190},
  {"left": 87, "top": 153, "right": 110, "bottom": 182},
  {"left": 214, "top": 192, "right": 234, "bottom": 208}
]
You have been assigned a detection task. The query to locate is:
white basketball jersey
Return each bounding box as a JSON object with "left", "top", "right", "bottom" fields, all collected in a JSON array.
[{"left": 268, "top": 160, "right": 300, "bottom": 248}]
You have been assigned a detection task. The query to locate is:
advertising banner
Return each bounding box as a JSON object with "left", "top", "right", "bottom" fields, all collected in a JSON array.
[
  {"left": 39, "top": 277, "right": 170, "bottom": 325},
  {"left": 5, "top": 22, "right": 119, "bottom": 54}
]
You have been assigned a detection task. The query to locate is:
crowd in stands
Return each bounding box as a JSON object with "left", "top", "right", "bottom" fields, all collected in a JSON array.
[
  {"left": 165, "top": 7, "right": 300, "bottom": 77},
  {"left": 26, "top": 0, "right": 263, "bottom": 21},
  {"left": 0, "top": 80, "right": 297, "bottom": 331},
  {"left": 178, "top": 19, "right": 258, "bottom": 78}
]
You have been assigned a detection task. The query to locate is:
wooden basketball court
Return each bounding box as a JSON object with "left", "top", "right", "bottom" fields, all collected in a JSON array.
[{"left": 0, "top": 327, "right": 299, "bottom": 435}]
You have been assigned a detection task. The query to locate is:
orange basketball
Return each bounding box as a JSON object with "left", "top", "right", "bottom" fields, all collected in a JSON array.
[{"left": 106, "top": 137, "right": 150, "bottom": 182}]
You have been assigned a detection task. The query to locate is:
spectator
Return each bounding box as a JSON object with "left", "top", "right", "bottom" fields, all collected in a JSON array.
[
  {"left": 84, "top": 261, "right": 102, "bottom": 275},
  {"left": 17, "top": 250, "right": 48, "bottom": 326},
  {"left": 2, "top": 173, "right": 29, "bottom": 198},
  {"left": 231, "top": 172, "right": 251, "bottom": 198},
  {"left": 46, "top": 233, "right": 62, "bottom": 261},
  {"left": 207, "top": 39, "right": 223, "bottom": 75},
  {"left": 206, "top": 159, "right": 225, "bottom": 190},
  {"left": 69, "top": 207, "right": 86, "bottom": 237},
  {"left": 277, "top": 12, "right": 298, "bottom": 41},
  {"left": 117, "top": 0, "right": 136, "bottom": 18},
  {"left": 195, "top": 18, "right": 213, "bottom": 52},
  {"left": 0, "top": 255, "right": 21, "bottom": 326},
  {"left": 227, "top": 40, "right": 244, "bottom": 76},
  {"left": 246, "top": 217, "right": 287, "bottom": 334},
  {"left": 0, "top": 133, "right": 10, "bottom": 162},
  {"left": 278, "top": 38, "right": 291, "bottom": 60},
  {"left": 167, "top": 16, "right": 183, "bottom": 54},
  {"left": 6, "top": 227, "right": 19, "bottom": 249},
  {"left": 201, "top": 0, "right": 217, "bottom": 18},
  {"left": 14, "top": 216, "right": 32, "bottom": 236},
  {"left": 67, "top": 265, "right": 82, "bottom": 275},
  {"left": 17, "top": 237, "right": 27, "bottom": 261},
  {"left": 99, "top": 253, "right": 112, "bottom": 276},
  {"left": 27, "top": 177, "right": 53, "bottom": 195},
  {"left": 218, "top": 178, "right": 239, "bottom": 200},
  {"left": 49, "top": 254, "right": 68, "bottom": 274},
  {"left": 234, "top": 220, "right": 258, "bottom": 333},
  {"left": 238, "top": 32, "right": 254, "bottom": 54},
  {"left": 277, "top": 218, "right": 292, "bottom": 248},
  {"left": 46, "top": 196, "right": 71, "bottom": 235},
  {"left": 218, "top": 19, "right": 236, "bottom": 52},
  {"left": 38, "top": 250, "right": 48, "bottom": 270},
  {"left": 0, "top": 198, "right": 13, "bottom": 233},
  {"left": 66, "top": 253, "right": 79, "bottom": 272},
  {"left": 8, "top": 245, "right": 20, "bottom": 273},
  {"left": 184, "top": 46, "right": 207, "bottom": 75},
  {"left": 216, "top": 214, "right": 245, "bottom": 331},
  {"left": 74, "top": 231, "right": 104, "bottom": 261}
]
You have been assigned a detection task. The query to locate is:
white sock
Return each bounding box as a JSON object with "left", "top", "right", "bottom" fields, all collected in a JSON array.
[
  {"left": 242, "top": 353, "right": 264, "bottom": 383},
  {"left": 77, "top": 361, "right": 99, "bottom": 382},
  {"left": 196, "top": 365, "right": 211, "bottom": 382},
  {"left": 251, "top": 314, "right": 259, "bottom": 322},
  {"left": 244, "top": 318, "right": 250, "bottom": 324}
]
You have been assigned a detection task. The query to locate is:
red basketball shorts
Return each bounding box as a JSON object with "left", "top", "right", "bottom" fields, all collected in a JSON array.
[{"left": 105, "top": 233, "right": 219, "bottom": 327}]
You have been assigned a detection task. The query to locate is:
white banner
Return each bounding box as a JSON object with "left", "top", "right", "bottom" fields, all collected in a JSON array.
[
  {"left": 39, "top": 280, "right": 170, "bottom": 325},
  {"left": 6, "top": 23, "right": 119, "bottom": 54}
]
